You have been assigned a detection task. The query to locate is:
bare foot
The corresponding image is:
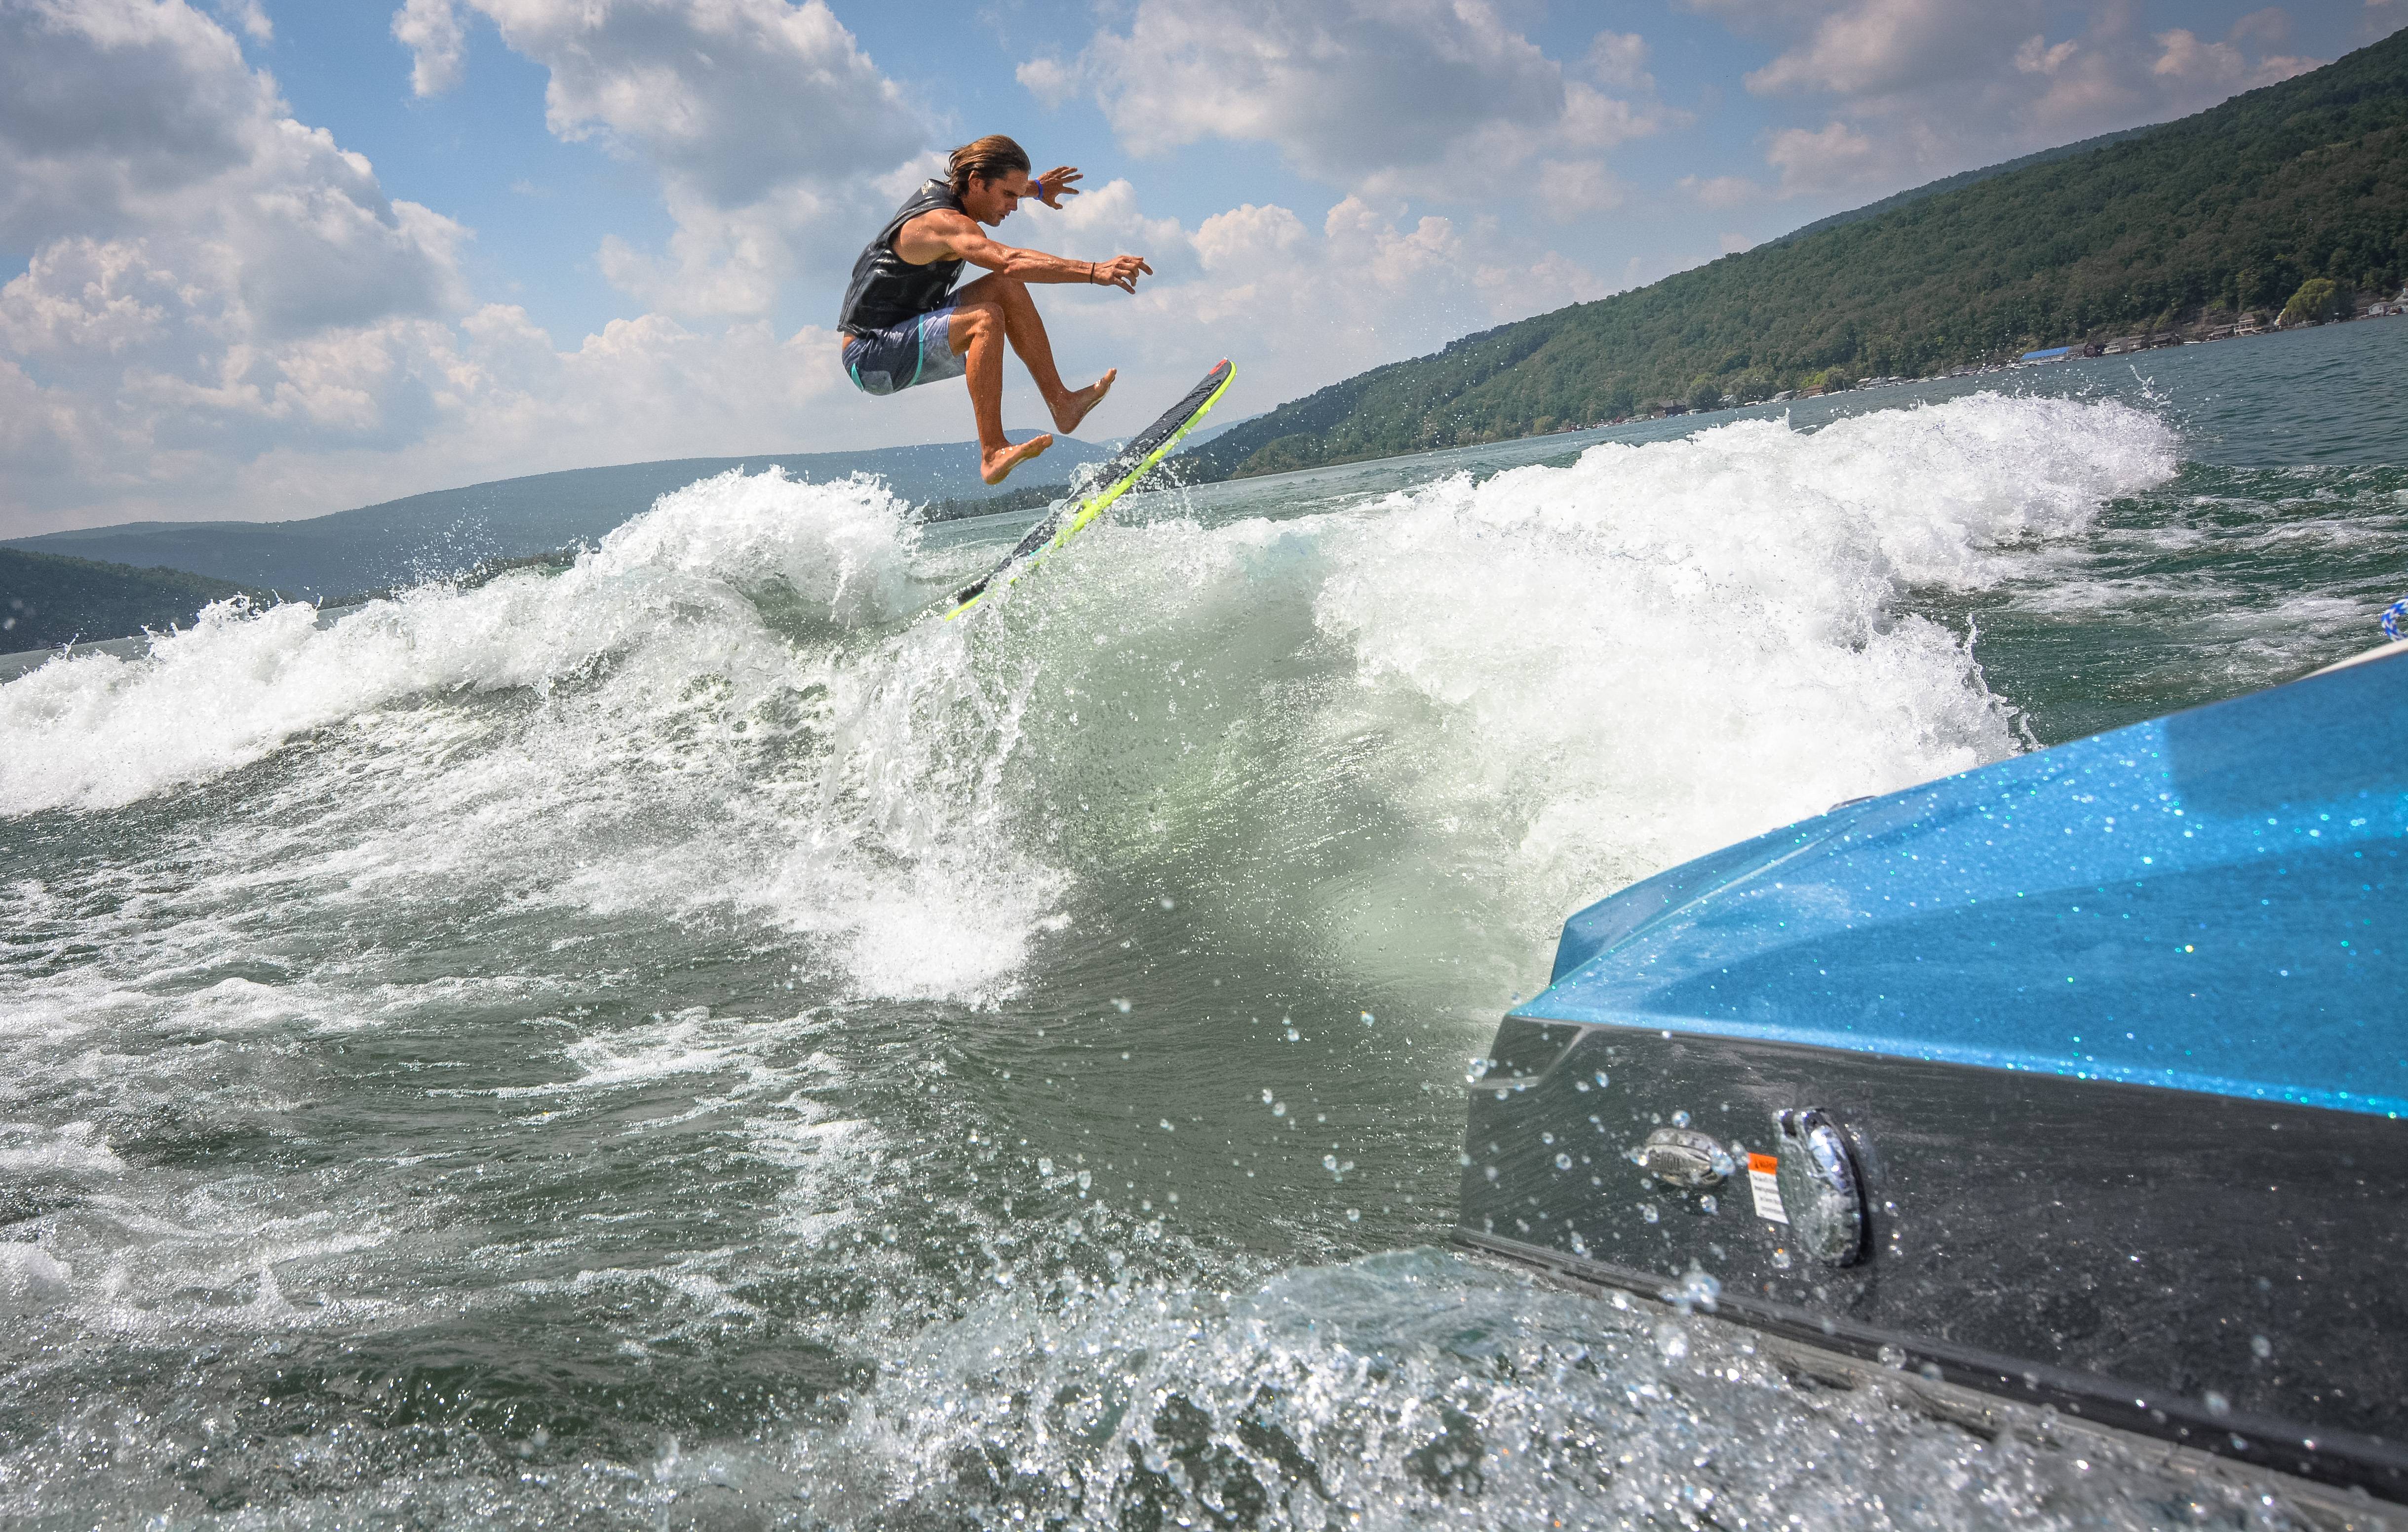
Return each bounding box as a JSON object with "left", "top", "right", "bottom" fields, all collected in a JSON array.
[
  {"left": 981, "top": 432, "right": 1053, "bottom": 485},
  {"left": 1049, "top": 369, "right": 1116, "bottom": 434}
]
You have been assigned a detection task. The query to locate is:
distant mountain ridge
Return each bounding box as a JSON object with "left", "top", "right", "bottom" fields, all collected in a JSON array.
[
  {"left": 1185, "top": 28, "right": 2408, "bottom": 480},
  {"left": 6, "top": 433, "right": 1112, "bottom": 600}
]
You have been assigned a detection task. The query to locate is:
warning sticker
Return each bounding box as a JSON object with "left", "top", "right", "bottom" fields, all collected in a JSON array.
[{"left": 1748, "top": 1152, "right": 1788, "bottom": 1223}]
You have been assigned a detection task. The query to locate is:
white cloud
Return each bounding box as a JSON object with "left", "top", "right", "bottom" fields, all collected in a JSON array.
[
  {"left": 392, "top": 0, "right": 932, "bottom": 318},
  {"left": 1736, "top": 0, "right": 2027, "bottom": 98},
  {"left": 2150, "top": 19, "right": 2318, "bottom": 94},
  {"left": 1030, "top": 0, "right": 1675, "bottom": 199},
  {"left": 211, "top": 0, "right": 270, "bottom": 41},
  {"left": 0, "top": 3, "right": 467, "bottom": 341},
  {"left": 1584, "top": 30, "right": 1653, "bottom": 88},
  {"left": 470, "top": 0, "right": 919, "bottom": 207},
  {"left": 392, "top": 0, "right": 467, "bottom": 96},
  {"left": 1697, "top": 0, "right": 2327, "bottom": 198},
  {"left": 1535, "top": 159, "right": 1624, "bottom": 219},
  {"left": 0, "top": 0, "right": 476, "bottom": 531},
  {"left": 1014, "top": 54, "right": 1077, "bottom": 108},
  {"left": 1762, "top": 119, "right": 1881, "bottom": 196},
  {"left": 1679, "top": 173, "right": 1763, "bottom": 208}
]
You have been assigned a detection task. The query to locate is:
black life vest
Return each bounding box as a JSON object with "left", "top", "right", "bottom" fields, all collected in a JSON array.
[{"left": 837, "top": 181, "right": 967, "bottom": 336}]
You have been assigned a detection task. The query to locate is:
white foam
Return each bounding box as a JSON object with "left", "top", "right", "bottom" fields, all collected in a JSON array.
[
  {"left": 493, "top": 1007, "right": 790, "bottom": 1098},
  {"left": 1299, "top": 393, "right": 2178, "bottom": 978},
  {"left": 772, "top": 1247, "right": 2307, "bottom": 1528},
  {"left": 0, "top": 468, "right": 924, "bottom": 818},
  {"left": 0, "top": 1120, "right": 125, "bottom": 1178},
  {"left": 0, "top": 1244, "right": 73, "bottom": 1314}
]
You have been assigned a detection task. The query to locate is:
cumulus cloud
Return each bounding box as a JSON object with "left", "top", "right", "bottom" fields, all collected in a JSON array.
[
  {"left": 1762, "top": 119, "right": 1883, "bottom": 196},
  {"left": 1535, "top": 159, "right": 1624, "bottom": 219},
  {"left": 0, "top": 0, "right": 485, "bottom": 531},
  {"left": 392, "top": 0, "right": 467, "bottom": 96},
  {"left": 1026, "top": 1, "right": 1676, "bottom": 200},
  {"left": 211, "top": 0, "right": 270, "bottom": 41},
  {"left": 1679, "top": 173, "right": 1763, "bottom": 209},
  {"left": 1584, "top": 30, "right": 1654, "bottom": 88},
  {"left": 0, "top": 0, "right": 876, "bottom": 536},
  {"left": 1738, "top": 0, "right": 2028, "bottom": 98},
  {"left": 1696, "top": 0, "right": 2325, "bottom": 197},
  {"left": 392, "top": 0, "right": 931, "bottom": 317}
]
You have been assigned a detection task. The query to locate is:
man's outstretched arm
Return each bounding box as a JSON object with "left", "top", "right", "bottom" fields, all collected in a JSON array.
[{"left": 900, "top": 210, "right": 1152, "bottom": 292}]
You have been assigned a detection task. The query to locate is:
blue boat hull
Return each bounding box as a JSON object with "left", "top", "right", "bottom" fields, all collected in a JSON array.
[{"left": 1456, "top": 648, "right": 2408, "bottom": 1498}]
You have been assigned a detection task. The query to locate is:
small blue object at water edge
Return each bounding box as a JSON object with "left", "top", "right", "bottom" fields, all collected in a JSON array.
[{"left": 2385, "top": 597, "right": 2408, "bottom": 642}]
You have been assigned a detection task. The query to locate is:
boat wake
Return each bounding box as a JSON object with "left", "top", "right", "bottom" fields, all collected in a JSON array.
[{"left": 1, "top": 394, "right": 2178, "bottom": 1008}]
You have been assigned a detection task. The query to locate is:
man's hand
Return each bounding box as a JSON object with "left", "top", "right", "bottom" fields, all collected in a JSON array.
[
  {"left": 1091, "top": 254, "right": 1152, "bottom": 293},
  {"left": 1032, "top": 166, "right": 1083, "bottom": 208}
]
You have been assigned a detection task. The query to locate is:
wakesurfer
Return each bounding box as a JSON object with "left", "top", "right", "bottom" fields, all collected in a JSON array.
[{"left": 837, "top": 135, "right": 1151, "bottom": 484}]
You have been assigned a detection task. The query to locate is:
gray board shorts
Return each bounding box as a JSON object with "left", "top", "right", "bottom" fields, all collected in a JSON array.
[{"left": 843, "top": 305, "right": 964, "bottom": 396}]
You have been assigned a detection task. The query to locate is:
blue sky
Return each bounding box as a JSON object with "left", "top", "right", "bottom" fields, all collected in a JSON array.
[{"left": 1, "top": 0, "right": 2396, "bottom": 535}]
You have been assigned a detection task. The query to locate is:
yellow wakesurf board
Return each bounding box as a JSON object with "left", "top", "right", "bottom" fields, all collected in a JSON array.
[{"left": 941, "top": 359, "right": 1235, "bottom": 621}]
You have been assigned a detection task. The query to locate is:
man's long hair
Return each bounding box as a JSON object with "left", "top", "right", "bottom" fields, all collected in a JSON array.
[{"left": 947, "top": 134, "right": 1030, "bottom": 197}]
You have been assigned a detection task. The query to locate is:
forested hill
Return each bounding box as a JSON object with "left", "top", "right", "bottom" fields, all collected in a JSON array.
[
  {"left": 1184, "top": 28, "right": 2408, "bottom": 481},
  {"left": 0, "top": 548, "right": 256, "bottom": 652}
]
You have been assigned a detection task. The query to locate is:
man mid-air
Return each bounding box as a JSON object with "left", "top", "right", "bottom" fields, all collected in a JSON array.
[{"left": 838, "top": 135, "right": 1152, "bottom": 484}]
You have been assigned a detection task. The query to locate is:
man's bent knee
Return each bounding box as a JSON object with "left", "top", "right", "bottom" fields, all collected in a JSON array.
[
  {"left": 956, "top": 273, "right": 1028, "bottom": 307},
  {"left": 951, "top": 301, "right": 1003, "bottom": 353}
]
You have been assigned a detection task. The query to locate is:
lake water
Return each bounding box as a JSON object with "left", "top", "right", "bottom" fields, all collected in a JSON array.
[{"left": 1, "top": 317, "right": 2403, "bottom": 1528}]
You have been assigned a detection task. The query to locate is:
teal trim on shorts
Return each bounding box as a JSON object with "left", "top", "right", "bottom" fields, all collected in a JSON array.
[{"left": 842, "top": 304, "right": 962, "bottom": 396}]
